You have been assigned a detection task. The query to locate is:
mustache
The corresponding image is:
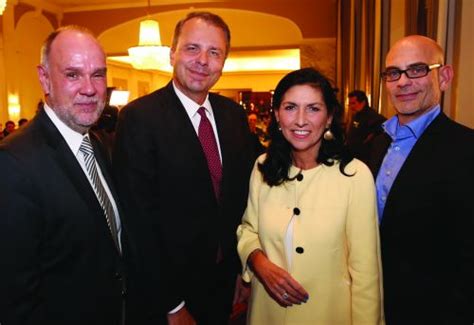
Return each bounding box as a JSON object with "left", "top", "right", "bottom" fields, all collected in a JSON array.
[{"left": 74, "top": 97, "right": 104, "bottom": 105}]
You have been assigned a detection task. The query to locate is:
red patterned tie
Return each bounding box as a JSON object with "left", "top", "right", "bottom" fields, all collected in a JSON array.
[{"left": 197, "top": 107, "right": 222, "bottom": 199}]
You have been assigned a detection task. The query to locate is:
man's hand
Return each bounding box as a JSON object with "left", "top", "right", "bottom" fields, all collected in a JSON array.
[
  {"left": 167, "top": 307, "right": 196, "bottom": 325},
  {"left": 232, "top": 274, "right": 251, "bottom": 305}
]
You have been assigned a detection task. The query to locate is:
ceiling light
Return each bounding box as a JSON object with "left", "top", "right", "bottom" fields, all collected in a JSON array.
[{"left": 127, "top": 0, "right": 170, "bottom": 70}]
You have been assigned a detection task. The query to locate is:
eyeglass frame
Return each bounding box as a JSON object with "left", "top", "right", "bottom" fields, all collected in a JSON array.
[{"left": 381, "top": 63, "right": 442, "bottom": 82}]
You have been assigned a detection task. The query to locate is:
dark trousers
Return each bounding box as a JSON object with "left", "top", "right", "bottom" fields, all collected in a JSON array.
[{"left": 187, "top": 261, "right": 236, "bottom": 325}]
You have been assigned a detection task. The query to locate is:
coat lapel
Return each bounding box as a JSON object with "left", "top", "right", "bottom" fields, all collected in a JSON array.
[
  {"left": 38, "top": 110, "right": 120, "bottom": 254},
  {"left": 165, "top": 84, "right": 218, "bottom": 201},
  {"left": 368, "top": 133, "right": 392, "bottom": 177},
  {"left": 209, "top": 94, "right": 235, "bottom": 201},
  {"left": 382, "top": 113, "right": 449, "bottom": 221}
]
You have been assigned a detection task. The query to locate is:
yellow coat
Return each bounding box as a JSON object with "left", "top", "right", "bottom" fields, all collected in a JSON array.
[{"left": 237, "top": 156, "right": 384, "bottom": 325}]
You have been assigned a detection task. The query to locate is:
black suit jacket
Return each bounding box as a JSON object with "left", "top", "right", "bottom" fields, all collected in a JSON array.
[
  {"left": 0, "top": 110, "right": 130, "bottom": 325},
  {"left": 113, "top": 82, "right": 256, "bottom": 320},
  {"left": 368, "top": 113, "right": 474, "bottom": 325}
]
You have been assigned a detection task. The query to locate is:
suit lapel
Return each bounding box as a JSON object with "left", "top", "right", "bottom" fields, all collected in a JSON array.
[
  {"left": 38, "top": 110, "right": 120, "bottom": 254},
  {"left": 165, "top": 83, "right": 210, "bottom": 166},
  {"left": 382, "top": 113, "right": 449, "bottom": 220},
  {"left": 210, "top": 95, "right": 229, "bottom": 168},
  {"left": 368, "top": 133, "right": 392, "bottom": 177},
  {"left": 90, "top": 131, "right": 120, "bottom": 205},
  {"left": 209, "top": 94, "right": 236, "bottom": 201},
  {"left": 165, "top": 84, "right": 218, "bottom": 199},
  {"left": 210, "top": 94, "right": 243, "bottom": 175}
]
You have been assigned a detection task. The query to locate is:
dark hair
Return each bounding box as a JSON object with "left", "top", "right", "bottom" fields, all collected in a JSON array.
[
  {"left": 171, "top": 11, "right": 231, "bottom": 56},
  {"left": 18, "top": 118, "right": 28, "bottom": 126},
  {"left": 259, "top": 67, "right": 353, "bottom": 186},
  {"left": 348, "top": 90, "right": 368, "bottom": 106},
  {"left": 40, "top": 25, "right": 96, "bottom": 67},
  {"left": 5, "top": 121, "right": 15, "bottom": 127}
]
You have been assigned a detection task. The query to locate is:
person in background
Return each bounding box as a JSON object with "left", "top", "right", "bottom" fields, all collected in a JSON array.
[
  {"left": 113, "top": 11, "right": 256, "bottom": 324},
  {"left": 368, "top": 35, "right": 474, "bottom": 324},
  {"left": 345, "top": 90, "right": 386, "bottom": 163},
  {"left": 92, "top": 104, "right": 119, "bottom": 160},
  {"left": 0, "top": 25, "right": 134, "bottom": 325},
  {"left": 247, "top": 112, "right": 265, "bottom": 155},
  {"left": 2, "top": 121, "right": 16, "bottom": 138},
  {"left": 18, "top": 118, "right": 28, "bottom": 127},
  {"left": 237, "top": 68, "right": 383, "bottom": 324}
]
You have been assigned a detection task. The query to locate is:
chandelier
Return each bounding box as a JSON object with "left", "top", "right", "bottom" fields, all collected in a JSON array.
[
  {"left": 0, "top": 0, "right": 7, "bottom": 15},
  {"left": 127, "top": 0, "right": 170, "bottom": 70}
]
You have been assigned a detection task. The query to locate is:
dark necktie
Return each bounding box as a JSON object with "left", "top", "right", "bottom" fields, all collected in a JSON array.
[
  {"left": 197, "top": 107, "right": 222, "bottom": 199},
  {"left": 79, "top": 136, "right": 120, "bottom": 251}
]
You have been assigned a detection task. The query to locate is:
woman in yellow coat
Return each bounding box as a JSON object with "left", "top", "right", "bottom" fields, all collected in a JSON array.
[{"left": 237, "top": 68, "right": 383, "bottom": 324}]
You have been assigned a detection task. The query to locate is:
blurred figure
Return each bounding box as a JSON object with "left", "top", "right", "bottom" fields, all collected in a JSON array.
[
  {"left": 247, "top": 112, "right": 258, "bottom": 133},
  {"left": 3, "top": 121, "right": 16, "bottom": 138},
  {"left": 18, "top": 118, "right": 28, "bottom": 127},
  {"left": 346, "top": 90, "right": 386, "bottom": 163},
  {"left": 369, "top": 35, "right": 474, "bottom": 324},
  {"left": 247, "top": 113, "right": 265, "bottom": 155},
  {"left": 37, "top": 99, "right": 44, "bottom": 113},
  {"left": 237, "top": 68, "right": 383, "bottom": 324},
  {"left": 92, "top": 104, "right": 119, "bottom": 160}
]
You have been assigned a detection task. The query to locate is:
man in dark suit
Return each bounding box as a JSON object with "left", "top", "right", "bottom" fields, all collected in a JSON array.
[
  {"left": 345, "top": 90, "right": 386, "bottom": 163},
  {"left": 0, "top": 26, "right": 131, "bottom": 325},
  {"left": 114, "top": 11, "right": 256, "bottom": 325},
  {"left": 368, "top": 35, "right": 474, "bottom": 324}
]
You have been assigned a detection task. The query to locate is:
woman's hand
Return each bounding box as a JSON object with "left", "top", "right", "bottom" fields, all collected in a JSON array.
[{"left": 249, "top": 249, "right": 309, "bottom": 307}]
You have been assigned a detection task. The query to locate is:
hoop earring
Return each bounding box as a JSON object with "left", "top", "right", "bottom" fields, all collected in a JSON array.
[{"left": 323, "top": 128, "right": 334, "bottom": 141}]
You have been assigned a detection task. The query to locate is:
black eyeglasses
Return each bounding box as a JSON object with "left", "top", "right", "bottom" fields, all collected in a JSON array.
[{"left": 381, "top": 63, "right": 442, "bottom": 82}]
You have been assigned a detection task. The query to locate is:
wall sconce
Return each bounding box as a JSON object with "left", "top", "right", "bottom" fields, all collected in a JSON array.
[
  {"left": 109, "top": 90, "right": 130, "bottom": 108},
  {"left": 0, "top": 0, "right": 7, "bottom": 16},
  {"left": 8, "top": 94, "right": 21, "bottom": 122}
]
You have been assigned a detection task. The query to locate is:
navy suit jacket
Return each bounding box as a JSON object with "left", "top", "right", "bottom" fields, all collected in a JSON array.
[
  {"left": 113, "top": 82, "right": 256, "bottom": 320},
  {"left": 368, "top": 112, "right": 474, "bottom": 324},
  {"left": 0, "top": 109, "right": 131, "bottom": 325}
]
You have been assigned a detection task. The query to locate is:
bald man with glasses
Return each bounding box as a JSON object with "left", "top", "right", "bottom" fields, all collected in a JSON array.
[{"left": 368, "top": 35, "right": 474, "bottom": 324}]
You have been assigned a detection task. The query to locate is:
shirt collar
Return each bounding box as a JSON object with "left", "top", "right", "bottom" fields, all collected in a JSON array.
[
  {"left": 172, "top": 81, "right": 213, "bottom": 118},
  {"left": 44, "top": 103, "right": 88, "bottom": 155},
  {"left": 383, "top": 105, "right": 441, "bottom": 141}
]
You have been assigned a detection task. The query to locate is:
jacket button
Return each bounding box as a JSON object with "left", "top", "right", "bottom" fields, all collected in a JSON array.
[
  {"left": 114, "top": 272, "right": 122, "bottom": 280},
  {"left": 296, "top": 174, "right": 303, "bottom": 181},
  {"left": 293, "top": 207, "right": 300, "bottom": 215},
  {"left": 296, "top": 247, "right": 304, "bottom": 254}
]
